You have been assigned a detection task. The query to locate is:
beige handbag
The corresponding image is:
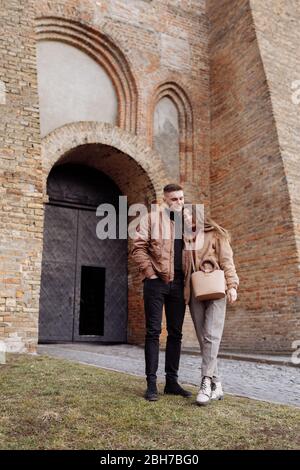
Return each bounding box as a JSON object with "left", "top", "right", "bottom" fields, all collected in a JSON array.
[{"left": 190, "top": 251, "right": 226, "bottom": 301}]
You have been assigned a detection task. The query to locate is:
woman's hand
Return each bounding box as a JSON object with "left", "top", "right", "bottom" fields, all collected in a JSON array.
[
  {"left": 183, "top": 209, "right": 198, "bottom": 242},
  {"left": 183, "top": 210, "right": 193, "bottom": 229},
  {"left": 227, "top": 287, "right": 237, "bottom": 304}
]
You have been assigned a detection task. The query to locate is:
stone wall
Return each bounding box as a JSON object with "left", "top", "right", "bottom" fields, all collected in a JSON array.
[
  {"left": 0, "top": 0, "right": 43, "bottom": 352},
  {"left": 0, "top": 0, "right": 299, "bottom": 353},
  {"left": 0, "top": 0, "right": 209, "bottom": 352},
  {"left": 207, "top": 0, "right": 300, "bottom": 351}
]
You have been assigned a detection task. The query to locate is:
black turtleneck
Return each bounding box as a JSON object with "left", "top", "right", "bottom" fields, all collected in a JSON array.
[{"left": 165, "top": 208, "right": 184, "bottom": 277}]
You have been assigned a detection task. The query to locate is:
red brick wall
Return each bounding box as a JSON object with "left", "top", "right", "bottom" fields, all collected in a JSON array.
[
  {"left": 0, "top": 0, "right": 299, "bottom": 353},
  {"left": 0, "top": 0, "right": 43, "bottom": 352},
  {"left": 208, "top": 0, "right": 300, "bottom": 352},
  {"left": 34, "top": 0, "right": 210, "bottom": 351},
  {"left": 250, "top": 0, "right": 300, "bottom": 308}
]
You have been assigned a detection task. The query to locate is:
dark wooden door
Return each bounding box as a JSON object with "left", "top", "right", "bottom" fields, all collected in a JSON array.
[
  {"left": 73, "top": 209, "right": 127, "bottom": 342},
  {"left": 38, "top": 163, "right": 127, "bottom": 343},
  {"left": 38, "top": 205, "right": 77, "bottom": 341}
]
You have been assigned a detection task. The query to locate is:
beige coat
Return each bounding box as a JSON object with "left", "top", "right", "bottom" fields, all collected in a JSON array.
[
  {"left": 131, "top": 203, "right": 239, "bottom": 304},
  {"left": 183, "top": 224, "right": 239, "bottom": 304}
]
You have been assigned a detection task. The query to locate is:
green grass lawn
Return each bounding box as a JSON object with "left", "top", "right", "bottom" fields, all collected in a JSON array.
[{"left": 0, "top": 353, "right": 299, "bottom": 450}]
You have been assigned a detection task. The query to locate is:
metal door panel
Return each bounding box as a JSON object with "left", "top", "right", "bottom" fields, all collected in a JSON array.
[
  {"left": 73, "top": 209, "right": 127, "bottom": 342},
  {"left": 39, "top": 164, "right": 128, "bottom": 344},
  {"left": 38, "top": 205, "right": 77, "bottom": 341}
]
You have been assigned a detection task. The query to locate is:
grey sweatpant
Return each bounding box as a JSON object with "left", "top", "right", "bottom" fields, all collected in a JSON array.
[{"left": 189, "top": 287, "right": 227, "bottom": 382}]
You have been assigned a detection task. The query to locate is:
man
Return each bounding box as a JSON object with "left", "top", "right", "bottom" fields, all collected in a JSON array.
[{"left": 131, "top": 184, "right": 192, "bottom": 401}]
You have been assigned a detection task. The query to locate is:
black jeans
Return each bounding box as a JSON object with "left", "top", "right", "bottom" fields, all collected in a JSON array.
[{"left": 143, "top": 273, "right": 186, "bottom": 383}]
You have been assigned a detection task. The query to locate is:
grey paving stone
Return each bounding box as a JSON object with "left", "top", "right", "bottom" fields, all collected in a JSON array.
[{"left": 37, "top": 343, "right": 300, "bottom": 407}]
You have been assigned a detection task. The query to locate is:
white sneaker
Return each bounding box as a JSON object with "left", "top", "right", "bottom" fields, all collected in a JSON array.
[
  {"left": 196, "top": 376, "right": 212, "bottom": 406},
  {"left": 211, "top": 381, "right": 224, "bottom": 401}
]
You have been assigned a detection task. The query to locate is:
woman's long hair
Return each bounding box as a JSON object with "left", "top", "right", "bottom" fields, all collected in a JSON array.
[
  {"left": 185, "top": 203, "right": 231, "bottom": 243},
  {"left": 205, "top": 215, "right": 231, "bottom": 242}
]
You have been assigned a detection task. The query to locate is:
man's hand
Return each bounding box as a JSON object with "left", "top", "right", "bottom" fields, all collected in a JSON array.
[{"left": 227, "top": 287, "right": 237, "bottom": 304}]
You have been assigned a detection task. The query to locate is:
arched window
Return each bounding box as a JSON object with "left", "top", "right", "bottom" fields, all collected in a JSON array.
[
  {"left": 149, "top": 82, "right": 194, "bottom": 183},
  {"left": 153, "top": 97, "right": 180, "bottom": 181},
  {"left": 35, "top": 17, "right": 138, "bottom": 136},
  {"left": 37, "top": 41, "right": 118, "bottom": 137}
]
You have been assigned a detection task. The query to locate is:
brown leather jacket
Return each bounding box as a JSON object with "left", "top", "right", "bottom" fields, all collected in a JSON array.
[
  {"left": 131, "top": 203, "right": 185, "bottom": 284},
  {"left": 131, "top": 203, "right": 239, "bottom": 304}
]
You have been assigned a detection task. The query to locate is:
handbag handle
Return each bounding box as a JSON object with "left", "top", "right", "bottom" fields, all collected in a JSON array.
[
  {"left": 190, "top": 249, "right": 196, "bottom": 273},
  {"left": 190, "top": 251, "right": 219, "bottom": 273},
  {"left": 199, "top": 259, "right": 218, "bottom": 273}
]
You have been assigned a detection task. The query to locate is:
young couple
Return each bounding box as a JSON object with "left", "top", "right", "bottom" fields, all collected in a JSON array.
[{"left": 131, "top": 183, "right": 239, "bottom": 405}]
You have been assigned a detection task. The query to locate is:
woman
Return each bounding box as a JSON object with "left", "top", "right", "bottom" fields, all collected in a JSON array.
[{"left": 183, "top": 205, "right": 239, "bottom": 406}]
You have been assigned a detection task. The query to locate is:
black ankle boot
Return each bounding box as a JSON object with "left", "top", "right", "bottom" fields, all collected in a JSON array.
[
  {"left": 144, "top": 381, "right": 159, "bottom": 401},
  {"left": 164, "top": 380, "right": 192, "bottom": 398}
]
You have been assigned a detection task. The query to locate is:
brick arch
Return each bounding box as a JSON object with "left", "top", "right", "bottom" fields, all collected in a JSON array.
[
  {"left": 148, "top": 81, "right": 195, "bottom": 183},
  {"left": 41, "top": 121, "right": 170, "bottom": 345},
  {"left": 35, "top": 16, "right": 138, "bottom": 133},
  {"left": 41, "top": 121, "right": 169, "bottom": 203}
]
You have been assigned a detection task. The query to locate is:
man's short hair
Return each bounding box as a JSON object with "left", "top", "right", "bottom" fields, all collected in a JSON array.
[{"left": 163, "top": 183, "right": 183, "bottom": 193}]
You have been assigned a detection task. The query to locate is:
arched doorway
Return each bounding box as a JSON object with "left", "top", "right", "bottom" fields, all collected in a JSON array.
[
  {"left": 40, "top": 122, "right": 170, "bottom": 346},
  {"left": 38, "top": 163, "right": 127, "bottom": 343}
]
